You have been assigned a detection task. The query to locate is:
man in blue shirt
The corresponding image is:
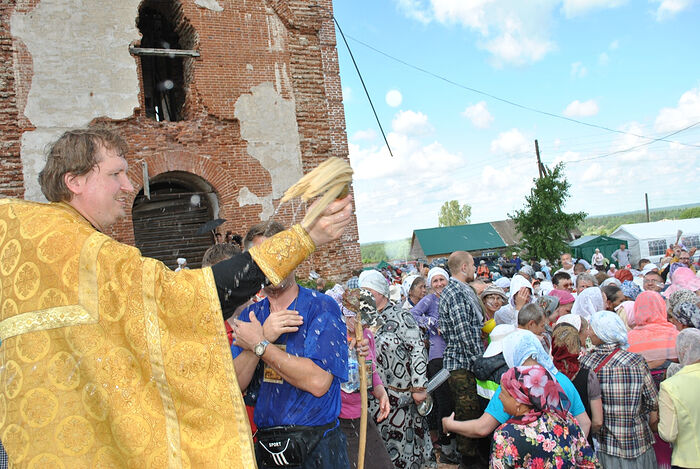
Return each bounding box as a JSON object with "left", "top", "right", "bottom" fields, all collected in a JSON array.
[{"left": 231, "top": 222, "right": 349, "bottom": 469}]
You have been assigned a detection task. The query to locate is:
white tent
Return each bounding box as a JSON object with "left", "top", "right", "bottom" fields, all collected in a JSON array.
[{"left": 610, "top": 218, "right": 700, "bottom": 266}]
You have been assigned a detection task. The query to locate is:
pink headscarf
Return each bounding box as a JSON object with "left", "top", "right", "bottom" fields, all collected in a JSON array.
[
  {"left": 628, "top": 291, "right": 678, "bottom": 362},
  {"left": 620, "top": 300, "right": 635, "bottom": 329},
  {"left": 548, "top": 288, "right": 575, "bottom": 305},
  {"left": 662, "top": 267, "right": 700, "bottom": 298}
]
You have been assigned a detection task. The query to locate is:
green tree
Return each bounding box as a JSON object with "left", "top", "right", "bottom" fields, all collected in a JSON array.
[
  {"left": 510, "top": 163, "right": 586, "bottom": 261},
  {"left": 438, "top": 200, "right": 472, "bottom": 227},
  {"left": 679, "top": 206, "right": 700, "bottom": 219}
]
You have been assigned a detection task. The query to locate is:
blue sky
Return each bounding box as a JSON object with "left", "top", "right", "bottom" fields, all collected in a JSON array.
[{"left": 332, "top": 0, "right": 700, "bottom": 243}]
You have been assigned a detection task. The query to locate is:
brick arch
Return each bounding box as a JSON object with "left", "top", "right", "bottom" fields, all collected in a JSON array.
[
  {"left": 128, "top": 150, "right": 239, "bottom": 214},
  {"left": 110, "top": 150, "right": 243, "bottom": 245}
]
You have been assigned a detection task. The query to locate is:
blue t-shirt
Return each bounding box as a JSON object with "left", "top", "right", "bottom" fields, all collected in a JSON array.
[
  {"left": 485, "top": 372, "right": 585, "bottom": 424},
  {"left": 230, "top": 286, "right": 348, "bottom": 428}
]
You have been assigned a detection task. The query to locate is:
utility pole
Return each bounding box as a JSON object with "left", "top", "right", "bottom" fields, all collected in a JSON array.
[
  {"left": 645, "top": 193, "right": 650, "bottom": 222},
  {"left": 535, "top": 139, "right": 544, "bottom": 179}
]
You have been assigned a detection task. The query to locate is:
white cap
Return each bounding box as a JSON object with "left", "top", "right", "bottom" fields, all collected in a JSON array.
[
  {"left": 177, "top": 258, "right": 186, "bottom": 265},
  {"left": 641, "top": 263, "right": 659, "bottom": 275},
  {"left": 483, "top": 324, "right": 517, "bottom": 358}
]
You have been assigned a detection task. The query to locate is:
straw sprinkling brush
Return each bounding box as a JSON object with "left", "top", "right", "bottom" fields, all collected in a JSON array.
[{"left": 281, "top": 157, "right": 353, "bottom": 231}]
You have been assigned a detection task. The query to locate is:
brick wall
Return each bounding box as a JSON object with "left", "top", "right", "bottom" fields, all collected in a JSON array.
[{"left": 0, "top": 0, "right": 361, "bottom": 282}]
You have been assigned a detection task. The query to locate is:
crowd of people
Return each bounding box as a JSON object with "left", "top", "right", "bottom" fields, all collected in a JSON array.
[
  {"left": 309, "top": 244, "right": 700, "bottom": 469},
  {"left": 1, "top": 126, "right": 699, "bottom": 469}
]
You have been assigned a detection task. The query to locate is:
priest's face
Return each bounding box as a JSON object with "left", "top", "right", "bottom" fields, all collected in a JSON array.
[{"left": 68, "top": 144, "right": 134, "bottom": 231}]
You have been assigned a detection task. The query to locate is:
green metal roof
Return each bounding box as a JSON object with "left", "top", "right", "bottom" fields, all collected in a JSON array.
[{"left": 413, "top": 223, "right": 507, "bottom": 256}]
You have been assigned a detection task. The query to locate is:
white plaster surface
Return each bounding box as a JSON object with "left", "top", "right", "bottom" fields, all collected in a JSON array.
[
  {"left": 237, "top": 187, "right": 273, "bottom": 221},
  {"left": 11, "top": 0, "right": 141, "bottom": 201},
  {"left": 266, "top": 12, "right": 285, "bottom": 52},
  {"left": 234, "top": 82, "right": 302, "bottom": 203},
  {"left": 194, "top": 0, "right": 223, "bottom": 12}
]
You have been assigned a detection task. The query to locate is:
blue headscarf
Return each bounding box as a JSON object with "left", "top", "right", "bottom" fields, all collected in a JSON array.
[
  {"left": 591, "top": 310, "right": 629, "bottom": 350},
  {"left": 621, "top": 280, "right": 642, "bottom": 301},
  {"left": 502, "top": 329, "right": 559, "bottom": 376}
]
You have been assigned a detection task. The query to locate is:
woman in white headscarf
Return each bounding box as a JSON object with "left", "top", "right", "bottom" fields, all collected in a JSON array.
[
  {"left": 658, "top": 328, "right": 700, "bottom": 469},
  {"left": 410, "top": 267, "right": 455, "bottom": 460},
  {"left": 581, "top": 311, "right": 659, "bottom": 469},
  {"left": 493, "top": 275, "right": 534, "bottom": 326},
  {"left": 571, "top": 287, "right": 605, "bottom": 321}
]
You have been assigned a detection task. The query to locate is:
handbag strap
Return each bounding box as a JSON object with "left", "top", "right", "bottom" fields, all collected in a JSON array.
[{"left": 594, "top": 347, "right": 620, "bottom": 374}]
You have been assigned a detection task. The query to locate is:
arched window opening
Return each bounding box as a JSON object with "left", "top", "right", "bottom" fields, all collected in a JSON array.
[
  {"left": 133, "top": 1, "right": 198, "bottom": 121},
  {"left": 132, "top": 172, "right": 218, "bottom": 269}
]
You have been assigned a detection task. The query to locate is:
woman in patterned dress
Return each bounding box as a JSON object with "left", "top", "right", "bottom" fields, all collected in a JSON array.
[
  {"left": 490, "top": 365, "right": 598, "bottom": 469},
  {"left": 359, "top": 270, "right": 432, "bottom": 469}
]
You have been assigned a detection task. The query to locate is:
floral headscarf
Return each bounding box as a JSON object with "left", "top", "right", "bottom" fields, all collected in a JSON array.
[
  {"left": 673, "top": 302, "right": 700, "bottom": 329},
  {"left": 537, "top": 295, "right": 560, "bottom": 318},
  {"left": 628, "top": 291, "right": 678, "bottom": 362},
  {"left": 552, "top": 324, "right": 581, "bottom": 380},
  {"left": 621, "top": 280, "right": 642, "bottom": 301},
  {"left": 500, "top": 365, "right": 571, "bottom": 424},
  {"left": 571, "top": 287, "right": 604, "bottom": 321},
  {"left": 668, "top": 289, "right": 699, "bottom": 315}
]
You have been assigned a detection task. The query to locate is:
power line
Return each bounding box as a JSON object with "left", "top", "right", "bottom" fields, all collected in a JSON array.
[
  {"left": 549, "top": 121, "right": 700, "bottom": 164},
  {"left": 340, "top": 33, "right": 700, "bottom": 149},
  {"left": 334, "top": 18, "right": 394, "bottom": 157}
]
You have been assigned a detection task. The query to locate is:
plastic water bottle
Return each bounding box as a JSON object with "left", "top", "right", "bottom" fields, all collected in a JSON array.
[{"left": 341, "top": 347, "right": 360, "bottom": 393}]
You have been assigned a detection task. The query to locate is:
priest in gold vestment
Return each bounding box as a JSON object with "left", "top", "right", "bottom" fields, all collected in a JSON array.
[{"left": 0, "top": 128, "right": 353, "bottom": 468}]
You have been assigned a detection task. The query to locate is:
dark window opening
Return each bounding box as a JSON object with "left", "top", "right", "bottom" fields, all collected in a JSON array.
[
  {"left": 132, "top": 175, "right": 218, "bottom": 269},
  {"left": 137, "top": 5, "right": 189, "bottom": 121}
]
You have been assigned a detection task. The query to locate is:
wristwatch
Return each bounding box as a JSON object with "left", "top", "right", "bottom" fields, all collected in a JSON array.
[{"left": 254, "top": 340, "right": 270, "bottom": 358}]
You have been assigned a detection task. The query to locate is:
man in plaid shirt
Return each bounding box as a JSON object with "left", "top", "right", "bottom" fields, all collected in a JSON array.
[
  {"left": 438, "top": 251, "right": 487, "bottom": 468},
  {"left": 581, "top": 310, "right": 658, "bottom": 469}
]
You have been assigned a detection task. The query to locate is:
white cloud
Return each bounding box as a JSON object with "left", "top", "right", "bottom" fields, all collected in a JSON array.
[
  {"left": 348, "top": 108, "right": 475, "bottom": 241},
  {"left": 581, "top": 162, "right": 602, "bottom": 182},
  {"left": 391, "top": 110, "right": 433, "bottom": 136},
  {"left": 396, "top": 0, "right": 557, "bottom": 66},
  {"left": 561, "top": 0, "right": 627, "bottom": 18},
  {"left": 490, "top": 128, "right": 531, "bottom": 154},
  {"left": 351, "top": 129, "right": 377, "bottom": 142},
  {"left": 564, "top": 99, "right": 599, "bottom": 117},
  {"left": 570, "top": 61, "right": 588, "bottom": 78},
  {"left": 342, "top": 86, "right": 352, "bottom": 102},
  {"left": 654, "top": 86, "right": 700, "bottom": 132},
  {"left": 598, "top": 52, "right": 609, "bottom": 66},
  {"left": 653, "top": 0, "right": 695, "bottom": 20},
  {"left": 609, "top": 39, "right": 619, "bottom": 50},
  {"left": 395, "top": 0, "right": 432, "bottom": 23},
  {"left": 462, "top": 101, "right": 494, "bottom": 128},
  {"left": 385, "top": 89, "right": 403, "bottom": 107}
]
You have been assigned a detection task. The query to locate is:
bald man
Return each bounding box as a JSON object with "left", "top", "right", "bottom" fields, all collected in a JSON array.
[{"left": 438, "top": 252, "right": 489, "bottom": 468}]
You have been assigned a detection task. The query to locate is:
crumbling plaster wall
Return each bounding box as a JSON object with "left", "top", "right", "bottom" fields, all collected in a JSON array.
[
  {"left": 10, "top": 0, "right": 304, "bottom": 212},
  {"left": 10, "top": 0, "right": 142, "bottom": 201},
  {"left": 1, "top": 0, "right": 361, "bottom": 279}
]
